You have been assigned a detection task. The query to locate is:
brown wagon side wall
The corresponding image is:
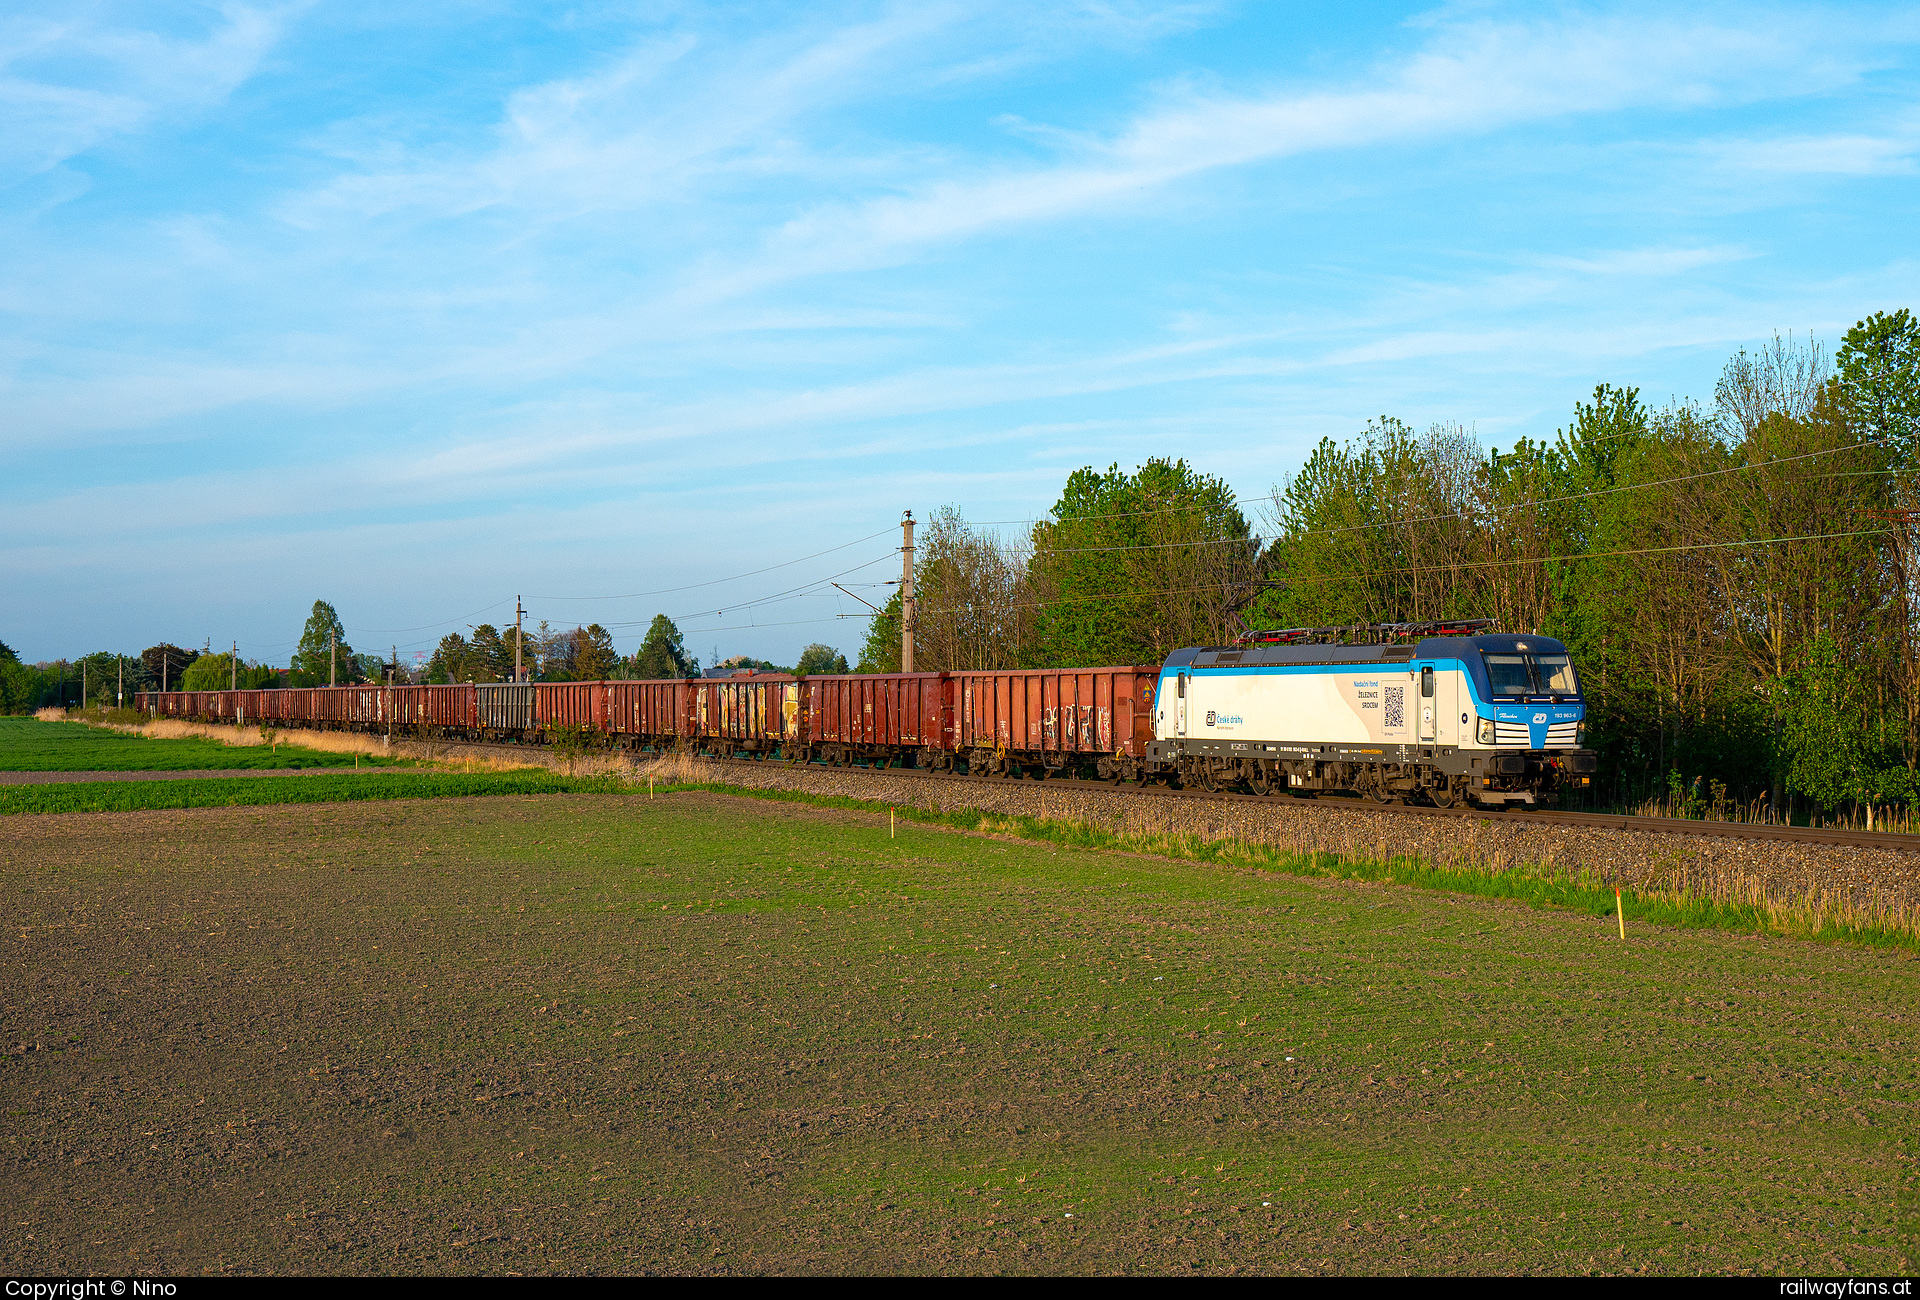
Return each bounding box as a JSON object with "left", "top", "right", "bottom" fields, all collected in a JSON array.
[{"left": 950, "top": 666, "right": 1158, "bottom": 760}]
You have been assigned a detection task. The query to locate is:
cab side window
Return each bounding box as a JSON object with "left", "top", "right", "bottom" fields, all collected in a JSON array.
[{"left": 1420, "top": 666, "right": 1434, "bottom": 698}]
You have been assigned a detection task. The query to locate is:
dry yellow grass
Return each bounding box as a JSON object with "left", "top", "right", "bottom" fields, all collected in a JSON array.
[
  {"left": 55, "top": 716, "right": 555, "bottom": 773},
  {"left": 631, "top": 752, "right": 708, "bottom": 785}
]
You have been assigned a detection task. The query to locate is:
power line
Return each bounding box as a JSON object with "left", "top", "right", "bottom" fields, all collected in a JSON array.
[
  {"left": 589, "top": 551, "right": 900, "bottom": 629},
  {"left": 351, "top": 598, "right": 515, "bottom": 636},
  {"left": 527, "top": 528, "right": 895, "bottom": 601},
  {"left": 1270, "top": 526, "right": 1892, "bottom": 585},
  {"left": 1267, "top": 440, "right": 1884, "bottom": 543},
  {"left": 913, "top": 525, "right": 1890, "bottom": 618},
  {"left": 1008, "top": 535, "right": 1261, "bottom": 557}
]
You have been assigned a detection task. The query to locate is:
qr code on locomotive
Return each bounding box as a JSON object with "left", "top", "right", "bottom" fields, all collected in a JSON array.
[{"left": 1383, "top": 686, "right": 1404, "bottom": 729}]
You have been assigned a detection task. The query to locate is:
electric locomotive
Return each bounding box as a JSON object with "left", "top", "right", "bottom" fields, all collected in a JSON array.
[{"left": 1146, "top": 620, "right": 1598, "bottom": 807}]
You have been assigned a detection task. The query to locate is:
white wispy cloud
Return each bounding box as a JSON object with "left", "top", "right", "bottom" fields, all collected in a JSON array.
[
  {"left": 724, "top": 13, "right": 1859, "bottom": 291},
  {"left": 280, "top": 7, "right": 963, "bottom": 228},
  {"left": 1708, "top": 127, "right": 1920, "bottom": 175},
  {"left": 0, "top": 4, "right": 288, "bottom": 179}
]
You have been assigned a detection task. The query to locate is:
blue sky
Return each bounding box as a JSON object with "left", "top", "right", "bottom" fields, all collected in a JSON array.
[{"left": 5, "top": 1, "right": 1918, "bottom": 668}]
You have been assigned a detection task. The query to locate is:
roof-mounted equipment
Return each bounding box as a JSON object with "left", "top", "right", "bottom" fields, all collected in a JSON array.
[{"left": 1234, "top": 618, "right": 1495, "bottom": 646}]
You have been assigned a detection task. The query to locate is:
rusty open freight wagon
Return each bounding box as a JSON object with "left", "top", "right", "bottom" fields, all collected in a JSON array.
[
  {"left": 797, "top": 673, "right": 948, "bottom": 767},
  {"left": 690, "top": 674, "right": 802, "bottom": 756},
  {"left": 947, "top": 666, "right": 1158, "bottom": 779}
]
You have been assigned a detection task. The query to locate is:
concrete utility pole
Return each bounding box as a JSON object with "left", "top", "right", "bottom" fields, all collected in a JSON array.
[
  {"left": 330, "top": 630, "right": 337, "bottom": 687},
  {"left": 117, "top": 655, "right": 123, "bottom": 708},
  {"left": 81, "top": 658, "right": 86, "bottom": 710},
  {"left": 231, "top": 640, "right": 238, "bottom": 690},
  {"left": 515, "top": 596, "right": 526, "bottom": 684},
  {"left": 900, "top": 510, "right": 916, "bottom": 674}
]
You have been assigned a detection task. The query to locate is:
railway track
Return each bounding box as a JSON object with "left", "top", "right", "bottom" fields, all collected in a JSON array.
[{"left": 434, "top": 737, "right": 1920, "bottom": 855}]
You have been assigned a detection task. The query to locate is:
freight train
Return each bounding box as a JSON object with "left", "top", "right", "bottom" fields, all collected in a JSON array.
[{"left": 136, "top": 622, "right": 1594, "bottom": 807}]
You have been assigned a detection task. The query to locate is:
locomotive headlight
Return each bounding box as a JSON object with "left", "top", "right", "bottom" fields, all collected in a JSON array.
[
  {"left": 1477, "top": 717, "right": 1495, "bottom": 745},
  {"left": 1576, "top": 721, "right": 1587, "bottom": 747}
]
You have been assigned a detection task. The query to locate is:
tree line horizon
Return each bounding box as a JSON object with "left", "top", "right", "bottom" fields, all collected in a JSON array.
[{"left": 10, "top": 308, "right": 1916, "bottom": 817}]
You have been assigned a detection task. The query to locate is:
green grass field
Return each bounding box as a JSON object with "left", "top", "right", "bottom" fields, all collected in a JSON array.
[
  {"left": 5, "top": 790, "right": 1912, "bottom": 1275},
  {"left": 0, "top": 770, "right": 630, "bottom": 815},
  {"left": 0, "top": 716, "right": 410, "bottom": 772}
]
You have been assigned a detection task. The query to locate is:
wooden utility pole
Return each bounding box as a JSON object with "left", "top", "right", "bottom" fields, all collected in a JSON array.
[
  {"left": 330, "top": 630, "right": 337, "bottom": 687},
  {"left": 515, "top": 596, "right": 526, "bottom": 683},
  {"left": 231, "top": 640, "right": 238, "bottom": 690},
  {"left": 900, "top": 511, "right": 916, "bottom": 673}
]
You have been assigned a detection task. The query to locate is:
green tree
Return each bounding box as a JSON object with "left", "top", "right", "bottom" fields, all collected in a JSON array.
[
  {"left": 632, "top": 615, "right": 695, "bottom": 679},
  {"left": 1837, "top": 308, "right": 1920, "bottom": 459},
  {"left": 141, "top": 643, "right": 198, "bottom": 690},
  {"left": 1030, "top": 459, "right": 1260, "bottom": 665},
  {"left": 795, "top": 643, "right": 848, "bottom": 675},
  {"left": 470, "top": 625, "right": 516, "bottom": 681},
  {"left": 0, "top": 641, "right": 30, "bottom": 714},
  {"left": 1838, "top": 308, "right": 1920, "bottom": 775},
  {"left": 0, "top": 662, "right": 30, "bottom": 713},
  {"left": 427, "top": 633, "right": 471, "bottom": 683},
  {"left": 292, "top": 601, "right": 354, "bottom": 685},
  {"left": 856, "top": 591, "right": 902, "bottom": 673},
  {"left": 1780, "top": 632, "right": 1910, "bottom": 816},
  {"left": 576, "top": 624, "right": 618, "bottom": 680},
  {"left": 179, "top": 653, "right": 239, "bottom": 691}
]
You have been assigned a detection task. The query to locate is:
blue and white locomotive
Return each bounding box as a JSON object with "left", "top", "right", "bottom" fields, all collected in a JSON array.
[{"left": 1146, "top": 621, "right": 1597, "bottom": 807}]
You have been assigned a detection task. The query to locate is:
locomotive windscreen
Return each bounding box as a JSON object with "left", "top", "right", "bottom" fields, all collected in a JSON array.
[
  {"left": 1484, "top": 651, "right": 1579, "bottom": 697},
  {"left": 1535, "top": 654, "right": 1577, "bottom": 694},
  {"left": 1485, "top": 654, "right": 1532, "bottom": 695}
]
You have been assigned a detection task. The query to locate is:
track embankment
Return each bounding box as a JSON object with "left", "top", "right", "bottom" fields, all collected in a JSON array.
[
  {"left": 667, "top": 755, "right": 1920, "bottom": 921},
  {"left": 119, "top": 721, "right": 1920, "bottom": 918}
]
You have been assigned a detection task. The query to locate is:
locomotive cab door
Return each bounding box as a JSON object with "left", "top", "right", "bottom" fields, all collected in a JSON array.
[
  {"left": 1418, "top": 665, "right": 1436, "bottom": 741},
  {"left": 1176, "top": 672, "right": 1188, "bottom": 737},
  {"left": 1429, "top": 664, "right": 1459, "bottom": 746}
]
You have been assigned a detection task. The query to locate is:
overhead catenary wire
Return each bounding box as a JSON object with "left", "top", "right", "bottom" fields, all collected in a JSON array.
[
  {"left": 527, "top": 528, "right": 895, "bottom": 601},
  {"left": 350, "top": 598, "right": 515, "bottom": 636},
  {"left": 958, "top": 442, "right": 1885, "bottom": 554},
  {"left": 593, "top": 550, "right": 901, "bottom": 628},
  {"left": 1262, "top": 440, "right": 1887, "bottom": 542},
  {"left": 193, "top": 445, "right": 1902, "bottom": 666},
  {"left": 910, "top": 525, "right": 1893, "bottom": 619}
]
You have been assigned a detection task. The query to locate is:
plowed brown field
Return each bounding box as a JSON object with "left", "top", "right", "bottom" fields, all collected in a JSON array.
[{"left": 3, "top": 792, "right": 1913, "bottom": 1275}]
